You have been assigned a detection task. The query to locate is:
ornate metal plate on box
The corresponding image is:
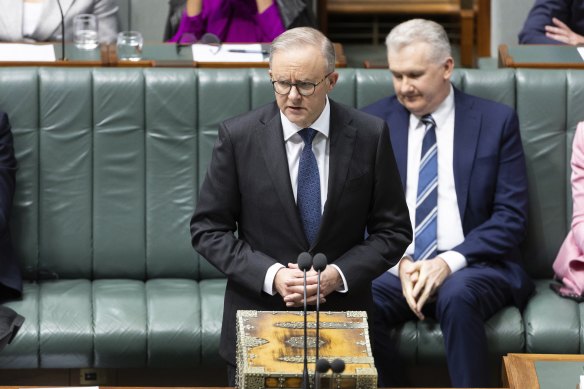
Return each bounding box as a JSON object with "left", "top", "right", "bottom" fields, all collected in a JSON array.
[{"left": 236, "top": 310, "right": 377, "bottom": 389}]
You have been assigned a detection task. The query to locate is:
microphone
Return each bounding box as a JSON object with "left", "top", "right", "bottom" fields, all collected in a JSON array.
[
  {"left": 56, "top": 0, "right": 66, "bottom": 60},
  {"left": 312, "top": 253, "right": 327, "bottom": 363},
  {"left": 314, "top": 358, "right": 330, "bottom": 389},
  {"left": 329, "top": 358, "right": 345, "bottom": 389},
  {"left": 297, "top": 252, "right": 313, "bottom": 389},
  {"left": 330, "top": 358, "right": 345, "bottom": 373}
]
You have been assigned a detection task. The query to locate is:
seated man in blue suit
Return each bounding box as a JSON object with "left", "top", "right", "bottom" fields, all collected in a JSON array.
[
  {"left": 362, "top": 19, "right": 535, "bottom": 388},
  {"left": 519, "top": 0, "right": 584, "bottom": 45}
]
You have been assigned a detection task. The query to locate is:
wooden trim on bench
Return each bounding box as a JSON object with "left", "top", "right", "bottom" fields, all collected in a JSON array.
[
  {"left": 327, "top": 4, "right": 462, "bottom": 14},
  {"left": 477, "top": 0, "right": 491, "bottom": 57}
]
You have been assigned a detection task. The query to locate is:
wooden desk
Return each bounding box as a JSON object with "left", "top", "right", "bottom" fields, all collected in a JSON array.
[
  {"left": 502, "top": 353, "right": 584, "bottom": 389},
  {"left": 498, "top": 44, "right": 584, "bottom": 69},
  {"left": 108, "top": 42, "right": 347, "bottom": 68},
  {"left": 0, "top": 43, "right": 347, "bottom": 68}
]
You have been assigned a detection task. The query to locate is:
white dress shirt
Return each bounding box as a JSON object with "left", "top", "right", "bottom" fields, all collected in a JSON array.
[
  {"left": 390, "top": 85, "right": 467, "bottom": 276},
  {"left": 263, "top": 97, "right": 348, "bottom": 295}
]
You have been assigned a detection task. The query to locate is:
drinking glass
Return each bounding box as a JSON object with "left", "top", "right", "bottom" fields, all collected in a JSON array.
[
  {"left": 73, "top": 14, "right": 98, "bottom": 50},
  {"left": 117, "top": 31, "right": 144, "bottom": 61}
]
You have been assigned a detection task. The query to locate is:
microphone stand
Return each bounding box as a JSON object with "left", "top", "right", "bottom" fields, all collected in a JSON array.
[
  {"left": 312, "top": 253, "right": 328, "bottom": 363},
  {"left": 329, "top": 359, "right": 345, "bottom": 389},
  {"left": 297, "top": 252, "right": 313, "bottom": 389},
  {"left": 56, "top": 0, "right": 66, "bottom": 60},
  {"left": 314, "top": 358, "right": 330, "bottom": 389},
  {"left": 302, "top": 267, "right": 309, "bottom": 389}
]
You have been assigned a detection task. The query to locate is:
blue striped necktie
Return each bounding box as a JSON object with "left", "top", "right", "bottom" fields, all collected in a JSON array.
[
  {"left": 297, "top": 128, "right": 321, "bottom": 245},
  {"left": 413, "top": 115, "right": 438, "bottom": 260}
]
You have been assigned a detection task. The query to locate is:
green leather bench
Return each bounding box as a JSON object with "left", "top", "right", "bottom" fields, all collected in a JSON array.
[{"left": 0, "top": 67, "right": 580, "bottom": 386}]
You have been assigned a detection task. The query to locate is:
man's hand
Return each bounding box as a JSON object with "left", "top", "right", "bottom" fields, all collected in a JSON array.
[
  {"left": 545, "top": 17, "right": 584, "bottom": 45},
  {"left": 274, "top": 264, "right": 318, "bottom": 308},
  {"left": 399, "top": 258, "right": 423, "bottom": 319},
  {"left": 399, "top": 256, "right": 451, "bottom": 320},
  {"left": 274, "top": 263, "right": 342, "bottom": 307},
  {"left": 317, "top": 265, "right": 343, "bottom": 298},
  {"left": 411, "top": 257, "right": 451, "bottom": 316}
]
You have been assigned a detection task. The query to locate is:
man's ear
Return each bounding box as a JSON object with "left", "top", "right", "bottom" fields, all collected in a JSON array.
[
  {"left": 443, "top": 57, "right": 454, "bottom": 80},
  {"left": 327, "top": 71, "right": 339, "bottom": 91}
]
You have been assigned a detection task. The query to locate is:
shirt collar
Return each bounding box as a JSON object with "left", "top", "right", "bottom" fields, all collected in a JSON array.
[{"left": 281, "top": 96, "right": 331, "bottom": 141}]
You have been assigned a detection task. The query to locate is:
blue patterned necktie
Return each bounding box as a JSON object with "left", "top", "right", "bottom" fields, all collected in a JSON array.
[
  {"left": 297, "top": 128, "right": 321, "bottom": 245},
  {"left": 413, "top": 115, "right": 438, "bottom": 260}
]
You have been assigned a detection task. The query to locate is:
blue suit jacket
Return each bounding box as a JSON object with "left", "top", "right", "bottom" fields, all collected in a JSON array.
[
  {"left": 519, "top": 0, "right": 584, "bottom": 44},
  {"left": 362, "top": 87, "right": 534, "bottom": 307},
  {"left": 0, "top": 112, "right": 22, "bottom": 298}
]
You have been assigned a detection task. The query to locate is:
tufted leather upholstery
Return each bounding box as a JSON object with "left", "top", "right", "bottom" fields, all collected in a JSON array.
[{"left": 0, "top": 67, "right": 579, "bottom": 381}]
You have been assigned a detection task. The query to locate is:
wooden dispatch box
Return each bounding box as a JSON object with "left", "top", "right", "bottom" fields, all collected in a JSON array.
[{"left": 236, "top": 310, "right": 377, "bottom": 389}]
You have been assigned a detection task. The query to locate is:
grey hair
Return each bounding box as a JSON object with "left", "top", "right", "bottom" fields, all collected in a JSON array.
[
  {"left": 385, "top": 19, "right": 452, "bottom": 64},
  {"left": 270, "top": 27, "right": 336, "bottom": 73}
]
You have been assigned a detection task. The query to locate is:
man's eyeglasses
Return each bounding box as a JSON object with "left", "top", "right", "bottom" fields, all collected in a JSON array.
[
  {"left": 176, "top": 32, "right": 221, "bottom": 55},
  {"left": 271, "top": 72, "right": 333, "bottom": 97}
]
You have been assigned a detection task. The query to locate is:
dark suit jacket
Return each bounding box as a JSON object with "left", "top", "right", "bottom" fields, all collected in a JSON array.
[
  {"left": 191, "top": 99, "right": 412, "bottom": 365},
  {"left": 362, "top": 87, "right": 534, "bottom": 308},
  {"left": 518, "top": 0, "right": 584, "bottom": 44},
  {"left": 0, "top": 112, "right": 22, "bottom": 298}
]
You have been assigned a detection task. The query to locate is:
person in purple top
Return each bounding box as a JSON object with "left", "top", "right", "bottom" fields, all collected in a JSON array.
[
  {"left": 168, "top": 0, "right": 285, "bottom": 43},
  {"left": 518, "top": 0, "right": 584, "bottom": 45}
]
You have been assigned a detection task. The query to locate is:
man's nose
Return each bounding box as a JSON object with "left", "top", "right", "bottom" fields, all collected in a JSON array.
[
  {"left": 400, "top": 78, "right": 414, "bottom": 93},
  {"left": 288, "top": 84, "right": 302, "bottom": 100}
]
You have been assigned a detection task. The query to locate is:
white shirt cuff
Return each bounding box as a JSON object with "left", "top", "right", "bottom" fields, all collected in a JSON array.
[
  {"left": 388, "top": 255, "right": 412, "bottom": 277},
  {"left": 438, "top": 250, "right": 467, "bottom": 273},
  {"left": 263, "top": 263, "right": 285, "bottom": 295},
  {"left": 331, "top": 264, "right": 348, "bottom": 293}
]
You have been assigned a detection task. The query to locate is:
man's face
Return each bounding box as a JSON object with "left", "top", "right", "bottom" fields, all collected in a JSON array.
[
  {"left": 269, "top": 47, "right": 338, "bottom": 128},
  {"left": 388, "top": 41, "right": 453, "bottom": 116}
]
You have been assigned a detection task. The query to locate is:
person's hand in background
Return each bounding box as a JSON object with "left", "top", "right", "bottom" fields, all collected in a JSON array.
[{"left": 545, "top": 17, "right": 584, "bottom": 45}]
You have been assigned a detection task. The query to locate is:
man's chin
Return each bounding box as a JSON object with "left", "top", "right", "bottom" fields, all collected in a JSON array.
[
  {"left": 285, "top": 112, "right": 309, "bottom": 128},
  {"left": 402, "top": 102, "right": 427, "bottom": 116}
]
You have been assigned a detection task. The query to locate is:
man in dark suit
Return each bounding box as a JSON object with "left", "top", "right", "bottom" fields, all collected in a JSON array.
[
  {"left": 0, "top": 111, "right": 22, "bottom": 300},
  {"left": 519, "top": 0, "right": 584, "bottom": 45},
  {"left": 362, "top": 19, "right": 534, "bottom": 388},
  {"left": 190, "top": 26, "right": 412, "bottom": 385}
]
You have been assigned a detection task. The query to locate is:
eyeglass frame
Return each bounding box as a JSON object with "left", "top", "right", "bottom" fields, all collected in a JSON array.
[{"left": 271, "top": 72, "right": 334, "bottom": 97}]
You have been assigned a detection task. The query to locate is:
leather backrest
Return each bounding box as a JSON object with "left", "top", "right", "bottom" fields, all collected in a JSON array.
[{"left": 0, "top": 67, "right": 574, "bottom": 281}]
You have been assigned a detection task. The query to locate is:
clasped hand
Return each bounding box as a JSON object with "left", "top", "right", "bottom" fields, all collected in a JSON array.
[
  {"left": 399, "top": 256, "right": 451, "bottom": 320},
  {"left": 274, "top": 263, "right": 341, "bottom": 308}
]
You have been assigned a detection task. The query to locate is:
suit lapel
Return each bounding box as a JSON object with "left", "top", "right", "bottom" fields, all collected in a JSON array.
[
  {"left": 318, "top": 100, "right": 356, "bottom": 243},
  {"left": 452, "top": 88, "right": 481, "bottom": 221},
  {"left": 34, "top": 0, "right": 75, "bottom": 41},
  {"left": 258, "top": 104, "right": 307, "bottom": 245},
  {"left": 390, "top": 101, "right": 411, "bottom": 191}
]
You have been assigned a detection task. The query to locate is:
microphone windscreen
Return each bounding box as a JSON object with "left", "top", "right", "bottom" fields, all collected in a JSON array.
[
  {"left": 330, "top": 359, "right": 345, "bottom": 373},
  {"left": 297, "top": 252, "right": 313, "bottom": 271},
  {"left": 313, "top": 253, "right": 328, "bottom": 271},
  {"left": 315, "top": 358, "right": 331, "bottom": 373}
]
